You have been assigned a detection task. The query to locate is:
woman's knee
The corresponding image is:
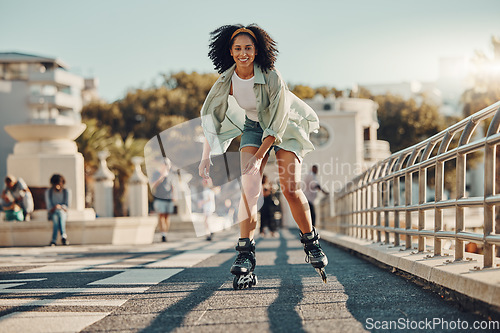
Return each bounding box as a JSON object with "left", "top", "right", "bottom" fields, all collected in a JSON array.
[
  {"left": 281, "top": 182, "right": 302, "bottom": 201},
  {"left": 241, "top": 175, "right": 261, "bottom": 199}
]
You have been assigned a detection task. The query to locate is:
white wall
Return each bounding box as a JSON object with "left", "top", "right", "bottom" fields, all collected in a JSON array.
[{"left": 0, "top": 81, "right": 30, "bottom": 182}]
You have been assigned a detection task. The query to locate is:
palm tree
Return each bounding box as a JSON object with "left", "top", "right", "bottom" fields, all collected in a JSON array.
[{"left": 107, "top": 134, "right": 147, "bottom": 216}]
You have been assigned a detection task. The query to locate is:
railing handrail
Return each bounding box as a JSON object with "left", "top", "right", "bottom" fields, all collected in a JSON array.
[
  {"left": 337, "top": 101, "right": 500, "bottom": 196},
  {"left": 333, "top": 101, "right": 500, "bottom": 268}
]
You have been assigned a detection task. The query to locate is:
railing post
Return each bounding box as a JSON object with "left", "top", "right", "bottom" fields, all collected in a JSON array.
[
  {"left": 483, "top": 108, "right": 500, "bottom": 268},
  {"left": 435, "top": 132, "right": 453, "bottom": 256},
  {"left": 422, "top": 142, "right": 438, "bottom": 255},
  {"left": 376, "top": 179, "right": 383, "bottom": 243},
  {"left": 407, "top": 149, "right": 424, "bottom": 252},
  {"left": 393, "top": 158, "right": 401, "bottom": 246},
  {"left": 361, "top": 184, "right": 367, "bottom": 239},
  {"left": 456, "top": 121, "right": 477, "bottom": 261},
  {"left": 373, "top": 165, "right": 382, "bottom": 243},
  {"left": 383, "top": 180, "right": 390, "bottom": 244},
  {"left": 349, "top": 191, "right": 356, "bottom": 237},
  {"left": 435, "top": 159, "right": 444, "bottom": 255},
  {"left": 405, "top": 168, "right": 413, "bottom": 249},
  {"left": 484, "top": 142, "right": 495, "bottom": 268},
  {"left": 369, "top": 168, "right": 377, "bottom": 241}
]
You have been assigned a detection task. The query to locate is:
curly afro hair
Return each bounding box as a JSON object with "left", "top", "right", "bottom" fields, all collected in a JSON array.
[{"left": 208, "top": 24, "right": 278, "bottom": 74}]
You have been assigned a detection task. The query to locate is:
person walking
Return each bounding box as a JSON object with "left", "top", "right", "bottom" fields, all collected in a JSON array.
[
  {"left": 198, "top": 24, "right": 328, "bottom": 288},
  {"left": 151, "top": 158, "right": 176, "bottom": 243},
  {"left": 303, "top": 164, "right": 329, "bottom": 227},
  {"left": 45, "top": 174, "right": 71, "bottom": 246}
]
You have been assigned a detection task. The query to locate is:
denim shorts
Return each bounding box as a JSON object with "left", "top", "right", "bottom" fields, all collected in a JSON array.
[
  {"left": 153, "top": 199, "right": 175, "bottom": 214},
  {"left": 240, "top": 117, "right": 281, "bottom": 154}
]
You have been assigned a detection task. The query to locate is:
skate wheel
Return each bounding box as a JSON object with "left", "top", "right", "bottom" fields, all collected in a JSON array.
[
  {"left": 316, "top": 268, "right": 327, "bottom": 283},
  {"left": 252, "top": 274, "right": 258, "bottom": 286},
  {"left": 232, "top": 273, "right": 257, "bottom": 290}
]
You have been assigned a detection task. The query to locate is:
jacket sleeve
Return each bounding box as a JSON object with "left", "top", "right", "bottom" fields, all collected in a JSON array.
[
  {"left": 262, "top": 70, "right": 289, "bottom": 146},
  {"left": 200, "top": 78, "right": 227, "bottom": 156}
]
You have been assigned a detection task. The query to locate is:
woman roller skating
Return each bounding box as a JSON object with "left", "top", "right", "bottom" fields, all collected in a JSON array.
[{"left": 199, "top": 24, "right": 328, "bottom": 289}]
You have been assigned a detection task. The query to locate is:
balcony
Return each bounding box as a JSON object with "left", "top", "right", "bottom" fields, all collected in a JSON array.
[
  {"left": 364, "top": 139, "right": 391, "bottom": 162},
  {"left": 29, "top": 92, "right": 80, "bottom": 110},
  {"left": 28, "top": 68, "right": 84, "bottom": 89}
]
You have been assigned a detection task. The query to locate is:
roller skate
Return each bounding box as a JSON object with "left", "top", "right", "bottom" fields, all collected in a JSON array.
[
  {"left": 300, "top": 227, "right": 328, "bottom": 283},
  {"left": 230, "top": 238, "right": 258, "bottom": 290}
]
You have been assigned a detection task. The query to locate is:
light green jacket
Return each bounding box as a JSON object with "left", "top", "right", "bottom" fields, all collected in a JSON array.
[{"left": 200, "top": 63, "right": 319, "bottom": 161}]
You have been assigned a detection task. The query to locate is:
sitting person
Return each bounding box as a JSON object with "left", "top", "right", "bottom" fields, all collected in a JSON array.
[
  {"left": 2, "top": 175, "right": 33, "bottom": 222},
  {"left": 45, "top": 174, "right": 71, "bottom": 246},
  {"left": 1, "top": 198, "right": 24, "bottom": 222}
]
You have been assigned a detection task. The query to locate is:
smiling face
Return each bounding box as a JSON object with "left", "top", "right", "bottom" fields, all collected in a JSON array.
[{"left": 230, "top": 34, "right": 257, "bottom": 71}]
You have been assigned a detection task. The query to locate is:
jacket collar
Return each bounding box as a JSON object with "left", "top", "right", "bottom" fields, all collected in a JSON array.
[{"left": 219, "top": 63, "right": 266, "bottom": 85}]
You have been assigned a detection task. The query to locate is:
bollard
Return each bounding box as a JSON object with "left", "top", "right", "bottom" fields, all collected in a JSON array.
[
  {"left": 128, "top": 156, "right": 148, "bottom": 217},
  {"left": 94, "top": 151, "right": 115, "bottom": 217}
]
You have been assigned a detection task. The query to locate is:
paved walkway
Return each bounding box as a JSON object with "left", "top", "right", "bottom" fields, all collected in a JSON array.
[{"left": 0, "top": 228, "right": 495, "bottom": 332}]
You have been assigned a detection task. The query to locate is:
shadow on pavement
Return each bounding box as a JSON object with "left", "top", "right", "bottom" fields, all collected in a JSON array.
[{"left": 326, "top": 244, "right": 495, "bottom": 332}]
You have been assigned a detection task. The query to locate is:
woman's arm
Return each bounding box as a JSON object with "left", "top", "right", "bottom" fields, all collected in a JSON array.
[
  {"left": 255, "top": 136, "right": 275, "bottom": 160},
  {"left": 199, "top": 137, "right": 212, "bottom": 179},
  {"left": 242, "top": 135, "right": 276, "bottom": 175}
]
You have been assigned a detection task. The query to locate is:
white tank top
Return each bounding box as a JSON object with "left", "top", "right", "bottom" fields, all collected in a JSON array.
[{"left": 231, "top": 71, "right": 258, "bottom": 122}]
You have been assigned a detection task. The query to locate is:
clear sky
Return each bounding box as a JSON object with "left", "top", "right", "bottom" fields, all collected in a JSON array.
[{"left": 1, "top": 0, "right": 499, "bottom": 102}]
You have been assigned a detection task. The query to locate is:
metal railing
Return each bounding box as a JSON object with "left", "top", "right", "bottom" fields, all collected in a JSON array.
[{"left": 334, "top": 101, "right": 500, "bottom": 268}]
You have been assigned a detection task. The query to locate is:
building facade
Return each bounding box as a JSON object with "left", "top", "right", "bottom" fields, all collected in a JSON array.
[{"left": 0, "top": 52, "right": 97, "bottom": 211}]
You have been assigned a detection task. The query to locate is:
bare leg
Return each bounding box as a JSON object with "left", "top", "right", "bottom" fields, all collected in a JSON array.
[
  {"left": 276, "top": 149, "right": 313, "bottom": 234},
  {"left": 237, "top": 147, "right": 269, "bottom": 239},
  {"left": 158, "top": 213, "right": 170, "bottom": 241},
  {"left": 164, "top": 213, "right": 171, "bottom": 233}
]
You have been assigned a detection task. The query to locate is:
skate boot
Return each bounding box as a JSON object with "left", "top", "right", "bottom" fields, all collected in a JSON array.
[
  {"left": 300, "top": 228, "right": 328, "bottom": 283},
  {"left": 230, "top": 238, "right": 258, "bottom": 290}
]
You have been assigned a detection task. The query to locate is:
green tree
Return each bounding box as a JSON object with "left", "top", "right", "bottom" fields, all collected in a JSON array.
[
  {"left": 291, "top": 84, "right": 315, "bottom": 99},
  {"left": 374, "top": 93, "right": 444, "bottom": 153},
  {"left": 81, "top": 71, "right": 218, "bottom": 140}
]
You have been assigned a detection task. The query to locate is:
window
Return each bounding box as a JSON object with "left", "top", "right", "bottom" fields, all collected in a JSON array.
[
  {"left": 310, "top": 125, "right": 330, "bottom": 147},
  {"left": 364, "top": 127, "right": 370, "bottom": 141},
  {"left": 5, "top": 63, "right": 28, "bottom": 80}
]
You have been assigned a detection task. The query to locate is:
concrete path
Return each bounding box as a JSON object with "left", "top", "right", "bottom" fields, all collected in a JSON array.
[{"left": 0, "top": 228, "right": 496, "bottom": 332}]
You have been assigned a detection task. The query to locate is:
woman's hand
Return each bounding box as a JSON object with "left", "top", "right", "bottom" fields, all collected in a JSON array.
[
  {"left": 198, "top": 158, "right": 211, "bottom": 179},
  {"left": 243, "top": 155, "right": 263, "bottom": 175}
]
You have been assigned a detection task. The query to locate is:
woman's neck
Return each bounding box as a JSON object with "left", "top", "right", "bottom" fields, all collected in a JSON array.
[{"left": 235, "top": 66, "right": 254, "bottom": 80}]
